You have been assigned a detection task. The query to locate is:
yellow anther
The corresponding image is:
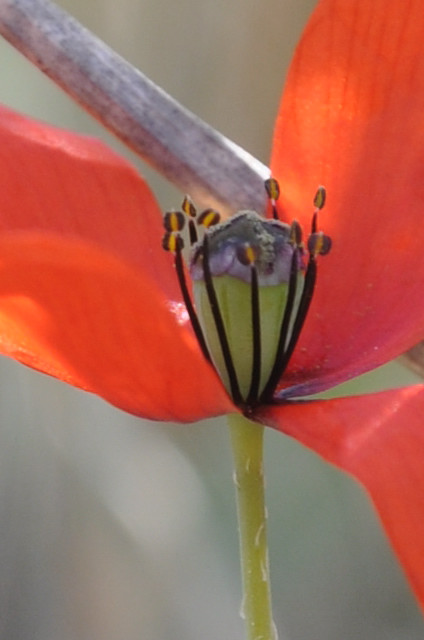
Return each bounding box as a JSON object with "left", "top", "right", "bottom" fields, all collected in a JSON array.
[
  {"left": 198, "top": 208, "right": 221, "bottom": 228},
  {"left": 236, "top": 243, "right": 257, "bottom": 266},
  {"left": 245, "top": 245, "right": 256, "bottom": 264},
  {"left": 182, "top": 195, "right": 196, "bottom": 218},
  {"left": 162, "top": 232, "right": 184, "bottom": 253},
  {"left": 164, "top": 210, "right": 185, "bottom": 232}
]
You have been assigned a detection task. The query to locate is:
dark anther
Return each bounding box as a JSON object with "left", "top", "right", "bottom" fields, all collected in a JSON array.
[
  {"left": 313, "top": 186, "right": 326, "bottom": 210},
  {"left": 264, "top": 177, "right": 280, "bottom": 201},
  {"left": 290, "top": 220, "right": 303, "bottom": 246},
  {"left": 264, "top": 177, "right": 280, "bottom": 220},
  {"left": 311, "top": 186, "right": 326, "bottom": 234},
  {"left": 308, "top": 232, "right": 332, "bottom": 256}
]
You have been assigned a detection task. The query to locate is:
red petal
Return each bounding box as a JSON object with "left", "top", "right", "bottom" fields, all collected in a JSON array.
[
  {"left": 257, "top": 386, "right": 424, "bottom": 605},
  {"left": 271, "top": 0, "right": 424, "bottom": 394},
  {"left": 0, "top": 233, "right": 234, "bottom": 421},
  {"left": 0, "top": 104, "right": 179, "bottom": 300}
]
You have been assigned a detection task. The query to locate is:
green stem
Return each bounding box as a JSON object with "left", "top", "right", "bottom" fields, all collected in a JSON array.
[{"left": 228, "top": 412, "right": 277, "bottom": 640}]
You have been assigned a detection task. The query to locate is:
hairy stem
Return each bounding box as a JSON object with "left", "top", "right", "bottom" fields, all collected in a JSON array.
[{"left": 228, "top": 412, "right": 277, "bottom": 640}]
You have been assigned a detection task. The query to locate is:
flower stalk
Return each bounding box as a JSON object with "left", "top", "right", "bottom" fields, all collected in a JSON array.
[{"left": 228, "top": 412, "right": 277, "bottom": 640}]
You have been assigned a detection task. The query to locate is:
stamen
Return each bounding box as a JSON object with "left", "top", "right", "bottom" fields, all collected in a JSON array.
[
  {"left": 260, "top": 185, "right": 329, "bottom": 403},
  {"left": 202, "top": 234, "right": 243, "bottom": 406},
  {"left": 276, "top": 186, "right": 329, "bottom": 376},
  {"left": 236, "top": 244, "right": 258, "bottom": 266},
  {"left": 311, "top": 185, "right": 326, "bottom": 233},
  {"left": 246, "top": 264, "right": 261, "bottom": 406},
  {"left": 264, "top": 177, "right": 280, "bottom": 220},
  {"left": 259, "top": 247, "right": 299, "bottom": 403},
  {"left": 308, "top": 232, "right": 332, "bottom": 256},
  {"left": 280, "top": 253, "right": 317, "bottom": 375},
  {"left": 162, "top": 231, "right": 184, "bottom": 253},
  {"left": 313, "top": 186, "right": 326, "bottom": 211},
  {"left": 181, "top": 196, "right": 198, "bottom": 245},
  {"left": 163, "top": 210, "right": 185, "bottom": 233},
  {"left": 174, "top": 241, "right": 211, "bottom": 363},
  {"left": 198, "top": 208, "right": 221, "bottom": 228},
  {"left": 289, "top": 220, "right": 303, "bottom": 246},
  {"left": 182, "top": 195, "right": 197, "bottom": 218},
  {"left": 161, "top": 181, "right": 331, "bottom": 411}
]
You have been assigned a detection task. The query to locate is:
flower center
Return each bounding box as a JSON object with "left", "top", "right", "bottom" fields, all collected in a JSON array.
[{"left": 162, "top": 179, "right": 331, "bottom": 413}]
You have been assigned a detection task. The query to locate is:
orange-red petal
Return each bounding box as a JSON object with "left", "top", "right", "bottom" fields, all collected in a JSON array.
[
  {"left": 272, "top": 0, "right": 424, "bottom": 394},
  {"left": 0, "top": 233, "right": 234, "bottom": 421},
  {"left": 257, "top": 386, "right": 424, "bottom": 606},
  {"left": 0, "top": 103, "right": 179, "bottom": 299},
  {"left": 0, "top": 104, "right": 234, "bottom": 420}
]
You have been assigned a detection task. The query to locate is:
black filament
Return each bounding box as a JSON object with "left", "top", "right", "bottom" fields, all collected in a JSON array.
[
  {"left": 202, "top": 235, "right": 243, "bottom": 407},
  {"left": 259, "top": 248, "right": 299, "bottom": 403},
  {"left": 174, "top": 244, "right": 211, "bottom": 363},
  {"left": 246, "top": 265, "right": 261, "bottom": 406}
]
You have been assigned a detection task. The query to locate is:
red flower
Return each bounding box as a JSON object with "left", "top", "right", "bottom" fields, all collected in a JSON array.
[{"left": 1, "top": 0, "right": 424, "bottom": 609}]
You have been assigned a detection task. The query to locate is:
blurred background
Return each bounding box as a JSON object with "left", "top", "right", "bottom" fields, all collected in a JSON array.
[{"left": 0, "top": 0, "right": 423, "bottom": 638}]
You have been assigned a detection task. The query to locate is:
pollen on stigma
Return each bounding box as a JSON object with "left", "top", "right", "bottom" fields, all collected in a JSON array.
[{"left": 162, "top": 178, "right": 331, "bottom": 414}]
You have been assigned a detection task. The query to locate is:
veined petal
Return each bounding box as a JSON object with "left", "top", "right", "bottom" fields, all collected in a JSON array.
[
  {"left": 271, "top": 0, "right": 424, "bottom": 393},
  {"left": 0, "top": 103, "right": 179, "bottom": 299},
  {"left": 257, "top": 386, "right": 424, "bottom": 605},
  {"left": 0, "top": 233, "right": 233, "bottom": 422}
]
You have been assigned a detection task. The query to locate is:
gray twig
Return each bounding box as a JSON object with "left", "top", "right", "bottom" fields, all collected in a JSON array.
[{"left": 0, "top": 0, "right": 269, "bottom": 212}]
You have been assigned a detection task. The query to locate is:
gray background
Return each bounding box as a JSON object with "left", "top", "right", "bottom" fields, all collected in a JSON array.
[{"left": 0, "top": 0, "right": 422, "bottom": 638}]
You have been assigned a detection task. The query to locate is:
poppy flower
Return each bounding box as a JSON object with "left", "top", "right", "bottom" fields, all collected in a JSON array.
[{"left": 1, "top": 0, "right": 424, "bottom": 613}]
